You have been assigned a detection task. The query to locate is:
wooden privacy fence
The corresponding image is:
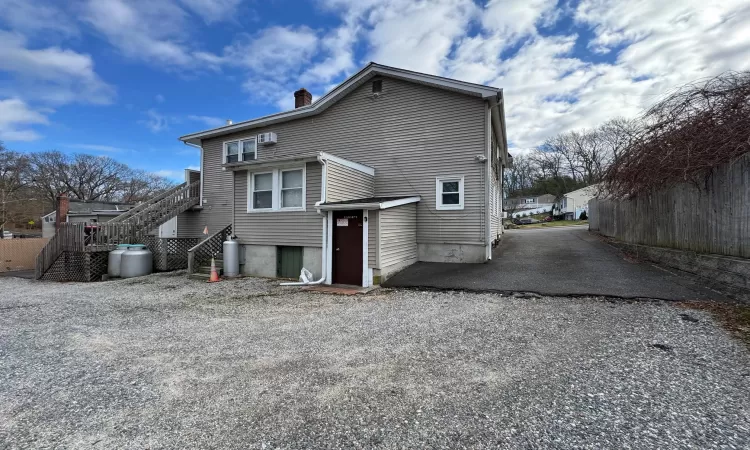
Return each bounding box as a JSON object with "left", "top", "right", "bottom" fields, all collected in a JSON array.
[
  {"left": 589, "top": 155, "right": 750, "bottom": 258},
  {"left": 0, "top": 238, "right": 50, "bottom": 272}
]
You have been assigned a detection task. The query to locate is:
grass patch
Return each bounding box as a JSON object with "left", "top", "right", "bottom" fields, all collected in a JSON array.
[
  {"left": 680, "top": 301, "right": 750, "bottom": 348},
  {"left": 516, "top": 220, "right": 588, "bottom": 229}
]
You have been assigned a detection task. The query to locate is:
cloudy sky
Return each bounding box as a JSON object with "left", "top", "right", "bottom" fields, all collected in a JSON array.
[{"left": 1, "top": 0, "right": 749, "bottom": 180}]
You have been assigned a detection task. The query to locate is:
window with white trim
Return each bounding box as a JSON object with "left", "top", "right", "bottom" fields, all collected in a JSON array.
[
  {"left": 436, "top": 176, "right": 464, "bottom": 210},
  {"left": 224, "top": 138, "right": 257, "bottom": 163},
  {"left": 280, "top": 169, "right": 303, "bottom": 209},
  {"left": 248, "top": 167, "right": 306, "bottom": 212},
  {"left": 252, "top": 172, "right": 273, "bottom": 210}
]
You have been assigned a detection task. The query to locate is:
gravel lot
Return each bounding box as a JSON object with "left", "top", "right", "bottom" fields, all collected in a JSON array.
[{"left": 1, "top": 273, "right": 749, "bottom": 449}]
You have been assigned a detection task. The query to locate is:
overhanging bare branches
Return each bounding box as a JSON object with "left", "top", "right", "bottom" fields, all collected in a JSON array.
[{"left": 603, "top": 71, "right": 750, "bottom": 198}]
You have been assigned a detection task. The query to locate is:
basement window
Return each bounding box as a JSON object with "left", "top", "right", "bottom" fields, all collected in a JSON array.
[{"left": 436, "top": 176, "right": 464, "bottom": 210}]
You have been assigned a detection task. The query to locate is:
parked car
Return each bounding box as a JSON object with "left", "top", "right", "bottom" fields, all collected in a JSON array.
[
  {"left": 518, "top": 218, "right": 540, "bottom": 225},
  {"left": 544, "top": 216, "right": 553, "bottom": 222},
  {"left": 2, "top": 231, "right": 13, "bottom": 239}
]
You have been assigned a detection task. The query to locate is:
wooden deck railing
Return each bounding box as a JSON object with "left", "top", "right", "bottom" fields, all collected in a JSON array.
[
  {"left": 109, "top": 182, "right": 189, "bottom": 223},
  {"left": 35, "top": 222, "right": 138, "bottom": 278},
  {"left": 187, "top": 224, "right": 232, "bottom": 275},
  {"left": 35, "top": 181, "right": 200, "bottom": 280}
]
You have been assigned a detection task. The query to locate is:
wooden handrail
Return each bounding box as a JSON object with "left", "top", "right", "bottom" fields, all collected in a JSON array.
[
  {"left": 36, "top": 180, "right": 201, "bottom": 280},
  {"left": 187, "top": 224, "right": 232, "bottom": 274},
  {"left": 110, "top": 182, "right": 189, "bottom": 223}
]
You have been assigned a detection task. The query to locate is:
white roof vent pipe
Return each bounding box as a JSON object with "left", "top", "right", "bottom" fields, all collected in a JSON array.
[{"left": 226, "top": 119, "right": 233, "bottom": 125}]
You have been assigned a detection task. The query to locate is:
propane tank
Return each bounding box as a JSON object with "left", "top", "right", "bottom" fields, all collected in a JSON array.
[
  {"left": 223, "top": 235, "right": 240, "bottom": 277},
  {"left": 108, "top": 244, "right": 130, "bottom": 278}
]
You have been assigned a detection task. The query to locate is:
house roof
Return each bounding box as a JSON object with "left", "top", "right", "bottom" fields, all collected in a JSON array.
[
  {"left": 178, "top": 62, "right": 506, "bottom": 149},
  {"left": 316, "top": 196, "right": 421, "bottom": 211},
  {"left": 42, "top": 200, "right": 134, "bottom": 219}
]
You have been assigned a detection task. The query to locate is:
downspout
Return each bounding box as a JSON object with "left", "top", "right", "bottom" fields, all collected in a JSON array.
[{"left": 281, "top": 153, "right": 328, "bottom": 286}]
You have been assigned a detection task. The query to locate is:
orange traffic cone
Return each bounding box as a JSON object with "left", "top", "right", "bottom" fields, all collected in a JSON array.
[{"left": 208, "top": 257, "right": 220, "bottom": 282}]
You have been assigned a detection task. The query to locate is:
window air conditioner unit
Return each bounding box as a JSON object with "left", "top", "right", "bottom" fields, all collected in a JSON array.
[{"left": 257, "top": 132, "right": 277, "bottom": 145}]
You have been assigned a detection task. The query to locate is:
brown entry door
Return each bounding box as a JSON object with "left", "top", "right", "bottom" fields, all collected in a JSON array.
[{"left": 332, "top": 210, "right": 363, "bottom": 286}]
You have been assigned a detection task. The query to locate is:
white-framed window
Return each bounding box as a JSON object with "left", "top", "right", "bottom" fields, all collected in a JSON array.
[
  {"left": 436, "top": 176, "right": 464, "bottom": 210},
  {"left": 525, "top": 198, "right": 535, "bottom": 204},
  {"left": 280, "top": 169, "right": 304, "bottom": 209},
  {"left": 224, "top": 137, "right": 257, "bottom": 163},
  {"left": 247, "top": 166, "right": 306, "bottom": 212},
  {"left": 251, "top": 172, "right": 273, "bottom": 210}
]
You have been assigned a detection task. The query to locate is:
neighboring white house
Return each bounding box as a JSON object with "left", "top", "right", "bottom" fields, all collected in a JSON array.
[{"left": 553, "top": 185, "right": 599, "bottom": 220}]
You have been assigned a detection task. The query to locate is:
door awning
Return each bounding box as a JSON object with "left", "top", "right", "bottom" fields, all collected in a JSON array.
[{"left": 316, "top": 196, "right": 420, "bottom": 211}]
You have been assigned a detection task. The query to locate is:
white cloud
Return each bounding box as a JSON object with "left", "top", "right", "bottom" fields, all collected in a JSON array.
[
  {"left": 187, "top": 115, "right": 226, "bottom": 128},
  {"left": 80, "top": 0, "right": 207, "bottom": 69},
  {"left": 482, "top": 0, "right": 558, "bottom": 45},
  {"left": 0, "top": 31, "right": 115, "bottom": 105},
  {"left": 318, "top": 0, "right": 750, "bottom": 151},
  {"left": 0, "top": 0, "right": 78, "bottom": 38},
  {"left": 225, "top": 26, "right": 321, "bottom": 108},
  {"left": 140, "top": 109, "right": 172, "bottom": 133},
  {"left": 299, "top": 24, "right": 358, "bottom": 86},
  {"left": 0, "top": 98, "right": 49, "bottom": 141}
]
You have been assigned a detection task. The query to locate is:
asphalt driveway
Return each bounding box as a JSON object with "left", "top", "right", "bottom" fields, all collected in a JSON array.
[
  {"left": 1, "top": 274, "right": 748, "bottom": 448},
  {"left": 386, "top": 226, "right": 726, "bottom": 301}
]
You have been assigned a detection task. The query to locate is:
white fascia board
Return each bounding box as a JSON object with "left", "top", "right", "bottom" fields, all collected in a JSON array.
[
  {"left": 318, "top": 152, "right": 375, "bottom": 176},
  {"left": 379, "top": 196, "right": 420, "bottom": 209},
  {"left": 224, "top": 156, "right": 318, "bottom": 172},
  {"left": 316, "top": 196, "right": 420, "bottom": 211},
  {"left": 179, "top": 62, "right": 502, "bottom": 145},
  {"left": 317, "top": 202, "right": 381, "bottom": 211}
]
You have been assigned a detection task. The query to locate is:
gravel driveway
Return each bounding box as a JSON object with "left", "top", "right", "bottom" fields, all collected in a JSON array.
[{"left": 1, "top": 274, "right": 748, "bottom": 449}]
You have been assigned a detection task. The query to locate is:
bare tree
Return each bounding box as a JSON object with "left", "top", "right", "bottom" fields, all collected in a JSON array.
[
  {"left": 604, "top": 71, "right": 750, "bottom": 198},
  {"left": 0, "top": 143, "right": 31, "bottom": 233},
  {"left": 599, "top": 117, "right": 641, "bottom": 166},
  {"left": 502, "top": 154, "right": 537, "bottom": 198},
  {"left": 118, "top": 170, "right": 174, "bottom": 203},
  {"left": 28, "top": 151, "right": 176, "bottom": 204}
]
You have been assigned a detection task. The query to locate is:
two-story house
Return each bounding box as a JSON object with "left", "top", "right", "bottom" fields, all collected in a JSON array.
[
  {"left": 176, "top": 63, "right": 509, "bottom": 287},
  {"left": 553, "top": 185, "right": 600, "bottom": 220}
]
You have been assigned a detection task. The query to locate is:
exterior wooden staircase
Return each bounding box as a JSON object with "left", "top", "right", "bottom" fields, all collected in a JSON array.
[
  {"left": 188, "top": 253, "right": 224, "bottom": 280},
  {"left": 109, "top": 180, "right": 201, "bottom": 233},
  {"left": 35, "top": 181, "right": 201, "bottom": 280}
]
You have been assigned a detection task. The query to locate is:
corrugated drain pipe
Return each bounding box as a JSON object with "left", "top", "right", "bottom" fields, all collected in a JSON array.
[{"left": 281, "top": 153, "right": 328, "bottom": 286}]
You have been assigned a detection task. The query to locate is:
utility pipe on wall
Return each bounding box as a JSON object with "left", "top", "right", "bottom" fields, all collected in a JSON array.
[{"left": 281, "top": 153, "right": 329, "bottom": 286}]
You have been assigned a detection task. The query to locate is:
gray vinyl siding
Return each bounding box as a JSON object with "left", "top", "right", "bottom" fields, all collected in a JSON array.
[
  {"left": 195, "top": 76, "right": 487, "bottom": 247},
  {"left": 368, "top": 210, "right": 379, "bottom": 268},
  {"left": 176, "top": 135, "right": 233, "bottom": 238},
  {"left": 326, "top": 160, "right": 374, "bottom": 202},
  {"left": 380, "top": 204, "right": 417, "bottom": 269},
  {"left": 233, "top": 162, "right": 323, "bottom": 247}
]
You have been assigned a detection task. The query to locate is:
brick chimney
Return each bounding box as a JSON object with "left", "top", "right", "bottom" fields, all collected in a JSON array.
[
  {"left": 55, "top": 192, "right": 69, "bottom": 231},
  {"left": 294, "top": 88, "right": 312, "bottom": 108}
]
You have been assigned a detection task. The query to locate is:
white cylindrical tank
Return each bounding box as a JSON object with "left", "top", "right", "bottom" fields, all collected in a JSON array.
[
  {"left": 108, "top": 244, "right": 130, "bottom": 278},
  {"left": 223, "top": 236, "right": 240, "bottom": 277},
  {"left": 120, "top": 244, "right": 153, "bottom": 278}
]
